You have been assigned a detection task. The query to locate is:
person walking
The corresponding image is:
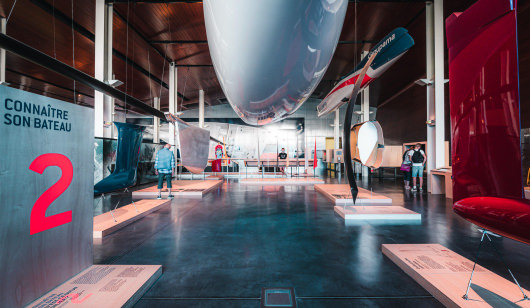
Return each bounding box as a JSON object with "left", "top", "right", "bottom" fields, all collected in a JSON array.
[
  {"left": 402, "top": 148, "right": 412, "bottom": 190},
  {"left": 409, "top": 143, "right": 426, "bottom": 192},
  {"left": 155, "top": 143, "right": 175, "bottom": 199}
]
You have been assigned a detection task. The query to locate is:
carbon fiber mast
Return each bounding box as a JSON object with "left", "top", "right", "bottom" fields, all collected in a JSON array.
[{"left": 343, "top": 53, "right": 376, "bottom": 204}]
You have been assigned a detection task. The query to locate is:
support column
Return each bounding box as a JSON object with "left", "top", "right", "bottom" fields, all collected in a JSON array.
[
  {"left": 199, "top": 89, "right": 205, "bottom": 128},
  {"left": 334, "top": 108, "right": 340, "bottom": 176},
  {"left": 334, "top": 109, "right": 340, "bottom": 149},
  {"left": 361, "top": 50, "right": 370, "bottom": 177},
  {"left": 426, "top": 0, "right": 446, "bottom": 192},
  {"left": 153, "top": 97, "right": 160, "bottom": 143},
  {"left": 0, "top": 18, "right": 6, "bottom": 84},
  {"left": 94, "top": 0, "right": 114, "bottom": 138},
  {"left": 433, "top": 0, "right": 446, "bottom": 169},
  {"left": 168, "top": 62, "right": 178, "bottom": 148},
  {"left": 426, "top": 1, "right": 435, "bottom": 191}
]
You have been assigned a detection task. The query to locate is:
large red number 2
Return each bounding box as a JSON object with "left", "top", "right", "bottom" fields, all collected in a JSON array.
[{"left": 29, "top": 153, "right": 74, "bottom": 235}]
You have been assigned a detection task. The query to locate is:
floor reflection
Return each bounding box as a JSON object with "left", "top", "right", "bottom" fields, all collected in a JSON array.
[{"left": 92, "top": 177, "right": 530, "bottom": 308}]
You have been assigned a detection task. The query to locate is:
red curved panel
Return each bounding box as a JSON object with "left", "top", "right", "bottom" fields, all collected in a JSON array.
[
  {"left": 446, "top": 0, "right": 530, "bottom": 244},
  {"left": 454, "top": 197, "right": 530, "bottom": 245},
  {"left": 447, "top": 0, "right": 522, "bottom": 202}
]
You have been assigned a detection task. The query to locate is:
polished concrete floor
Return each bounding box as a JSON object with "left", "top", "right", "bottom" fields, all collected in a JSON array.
[{"left": 93, "top": 177, "right": 530, "bottom": 307}]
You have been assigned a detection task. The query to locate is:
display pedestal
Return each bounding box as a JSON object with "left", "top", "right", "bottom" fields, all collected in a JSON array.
[
  {"left": 315, "top": 184, "right": 392, "bottom": 205},
  {"left": 382, "top": 244, "right": 530, "bottom": 307},
  {"left": 431, "top": 168, "right": 453, "bottom": 198},
  {"left": 241, "top": 178, "right": 324, "bottom": 185},
  {"left": 132, "top": 180, "right": 223, "bottom": 198},
  {"left": 27, "top": 265, "right": 161, "bottom": 308},
  {"left": 93, "top": 199, "right": 171, "bottom": 238},
  {"left": 334, "top": 206, "right": 420, "bottom": 224}
]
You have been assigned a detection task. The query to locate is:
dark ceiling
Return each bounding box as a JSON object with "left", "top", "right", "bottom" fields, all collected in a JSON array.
[{"left": 0, "top": 0, "right": 528, "bottom": 143}]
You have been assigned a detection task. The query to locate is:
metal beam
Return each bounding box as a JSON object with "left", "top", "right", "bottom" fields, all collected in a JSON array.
[
  {"left": 0, "top": 33, "right": 165, "bottom": 118},
  {"left": 6, "top": 68, "right": 95, "bottom": 99},
  {"left": 0, "top": 34, "right": 228, "bottom": 146}
]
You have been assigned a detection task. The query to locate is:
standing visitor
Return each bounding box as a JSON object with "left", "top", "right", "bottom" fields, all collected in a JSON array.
[
  {"left": 278, "top": 147, "right": 287, "bottom": 175},
  {"left": 155, "top": 143, "right": 175, "bottom": 199},
  {"left": 409, "top": 143, "right": 426, "bottom": 192},
  {"left": 401, "top": 148, "right": 412, "bottom": 190}
]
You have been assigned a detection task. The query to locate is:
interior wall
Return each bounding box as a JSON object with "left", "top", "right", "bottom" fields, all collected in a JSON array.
[{"left": 179, "top": 99, "right": 357, "bottom": 144}]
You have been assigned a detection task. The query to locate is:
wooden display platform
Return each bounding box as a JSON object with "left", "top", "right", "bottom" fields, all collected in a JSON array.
[
  {"left": 315, "top": 184, "right": 392, "bottom": 205},
  {"left": 240, "top": 178, "right": 324, "bottom": 185},
  {"left": 382, "top": 244, "right": 530, "bottom": 307},
  {"left": 334, "top": 206, "right": 421, "bottom": 222},
  {"left": 27, "top": 264, "right": 162, "bottom": 308},
  {"left": 132, "top": 180, "right": 223, "bottom": 198},
  {"left": 93, "top": 199, "right": 171, "bottom": 238},
  {"left": 206, "top": 175, "right": 224, "bottom": 180}
]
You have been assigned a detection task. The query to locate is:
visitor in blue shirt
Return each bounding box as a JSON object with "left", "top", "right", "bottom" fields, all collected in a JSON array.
[{"left": 155, "top": 143, "right": 175, "bottom": 199}]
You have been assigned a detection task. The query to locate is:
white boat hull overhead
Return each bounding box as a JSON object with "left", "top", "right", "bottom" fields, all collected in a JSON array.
[{"left": 204, "top": 0, "right": 348, "bottom": 126}]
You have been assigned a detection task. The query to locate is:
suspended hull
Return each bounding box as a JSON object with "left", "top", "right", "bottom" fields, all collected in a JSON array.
[{"left": 204, "top": 0, "right": 348, "bottom": 126}]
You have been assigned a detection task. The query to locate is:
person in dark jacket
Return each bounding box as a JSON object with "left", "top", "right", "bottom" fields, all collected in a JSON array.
[{"left": 278, "top": 147, "right": 287, "bottom": 175}]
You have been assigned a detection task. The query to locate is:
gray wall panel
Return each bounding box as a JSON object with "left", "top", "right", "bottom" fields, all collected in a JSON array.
[{"left": 0, "top": 85, "right": 93, "bottom": 307}]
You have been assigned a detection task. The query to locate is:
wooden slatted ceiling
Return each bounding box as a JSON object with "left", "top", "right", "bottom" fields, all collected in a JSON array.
[{"left": 315, "top": 2, "right": 425, "bottom": 97}]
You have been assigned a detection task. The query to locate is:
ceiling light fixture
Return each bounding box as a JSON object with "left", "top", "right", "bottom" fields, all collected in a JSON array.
[{"left": 105, "top": 79, "right": 124, "bottom": 87}]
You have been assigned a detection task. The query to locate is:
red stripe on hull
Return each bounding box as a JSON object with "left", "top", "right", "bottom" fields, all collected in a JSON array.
[{"left": 324, "top": 74, "right": 373, "bottom": 99}]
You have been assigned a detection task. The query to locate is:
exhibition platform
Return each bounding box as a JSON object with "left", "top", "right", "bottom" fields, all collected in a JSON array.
[
  {"left": 28, "top": 265, "right": 162, "bottom": 308},
  {"left": 383, "top": 244, "right": 530, "bottom": 307},
  {"left": 334, "top": 205, "right": 421, "bottom": 224},
  {"left": 132, "top": 180, "right": 223, "bottom": 198},
  {"left": 315, "top": 184, "right": 393, "bottom": 205},
  {"left": 93, "top": 199, "right": 171, "bottom": 238},
  {"left": 240, "top": 177, "right": 325, "bottom": 185}
]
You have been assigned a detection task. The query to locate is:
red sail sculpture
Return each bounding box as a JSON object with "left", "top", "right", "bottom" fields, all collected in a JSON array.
[{"left": 447, "top": 0, "right": 530, "bottom": 244}]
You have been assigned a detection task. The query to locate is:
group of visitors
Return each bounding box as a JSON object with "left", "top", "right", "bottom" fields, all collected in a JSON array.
[{"left": 402, "top": 143, "right": 426, "bottom": 192}]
